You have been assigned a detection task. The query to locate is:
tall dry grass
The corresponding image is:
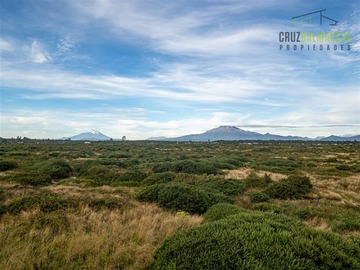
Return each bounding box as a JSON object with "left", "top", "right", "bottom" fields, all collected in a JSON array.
[{"left": 0, "top": 202, "right": 202, "bottom": 270}]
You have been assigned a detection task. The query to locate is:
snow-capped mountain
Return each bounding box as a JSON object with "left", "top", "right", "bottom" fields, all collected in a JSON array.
[{"left": 65, "top": 129, "right": 112, "bottom": 141}]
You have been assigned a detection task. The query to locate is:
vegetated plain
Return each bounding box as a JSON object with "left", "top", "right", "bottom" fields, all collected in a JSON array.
[{"left": 0, "top": 139, "right": 359, "bottom": 269}]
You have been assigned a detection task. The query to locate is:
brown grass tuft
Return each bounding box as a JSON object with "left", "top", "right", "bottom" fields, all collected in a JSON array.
[{"left": 0, "top": 201, "right": 202, "bottom": 270}]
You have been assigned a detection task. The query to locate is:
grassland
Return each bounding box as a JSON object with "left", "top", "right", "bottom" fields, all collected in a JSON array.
[{"left": 0, "top": 140, "right": 359, "bottom": 269}]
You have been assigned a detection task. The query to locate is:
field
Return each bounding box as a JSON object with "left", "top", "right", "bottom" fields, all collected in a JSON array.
[{"left": 0, "top": 140, "right": 359, "bottom": 269}]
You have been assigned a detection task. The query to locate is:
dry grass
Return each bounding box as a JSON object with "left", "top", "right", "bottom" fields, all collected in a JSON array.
[
  {"left": 301, "top": 171, "right": 360, "bottom": 206},
  {"left": 0, "top": 202, "right": 202, "bottom": 270},
  {"left": 224, "top": 168, "right": 286, "bottom": 181},
  {"left": 305, "top": 216, "right": 331, "bottom": 231}
]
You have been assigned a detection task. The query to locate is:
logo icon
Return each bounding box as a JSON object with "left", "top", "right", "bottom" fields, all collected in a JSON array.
[{"left": 292, "top": 9, "right": 339, "bottom": 27}]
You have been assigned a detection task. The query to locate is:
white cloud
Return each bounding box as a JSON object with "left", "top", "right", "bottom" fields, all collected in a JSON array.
[
  {"left": 56, "top": 36, "right": 76, "bottom": 54},
  {"left": 30, "top": 40, "right": 52, "bottom": 63},
  {"left": 0, "top": 38, "right": 13, "bottom": 52}
]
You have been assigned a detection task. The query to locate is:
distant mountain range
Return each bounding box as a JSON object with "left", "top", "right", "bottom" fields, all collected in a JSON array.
[
  {"left": 148, "top": 126, "right": 360, "bottom": 142},
  {"left": 62, "top": 126, "right": 359, "bottom": 142},
  {"left": 63, "top": 129, "right": 112, "bottom": 141}
]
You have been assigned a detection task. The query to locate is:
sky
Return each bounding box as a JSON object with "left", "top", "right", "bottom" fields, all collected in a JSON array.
[{"left": 0, "top": 0, "right": 359, "bottom": 140}]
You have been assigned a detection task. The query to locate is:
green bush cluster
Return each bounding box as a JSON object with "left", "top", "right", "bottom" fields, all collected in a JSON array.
[
  {"left": 118, "top": 169, "right": 148, "bottom": 183},
  {"left": 153, "top": 160, "right": 218, "bottom": 175},
  {"left": 9, "top": 173, "right": 53, "bottom": 186},
  {"left": 107, "top": 151, "right": 131, "bottom": 158},
  {"left": 252, "top": 202, "right": 283, "bottom": 214},
  {"left": 0, "top": 160, "right": 18, "bottom": 171},
  {"left": 78, "top": 164, "right": 120, "bottom": 185},
  {"left": 4, "top": 194, "right": 74, "bottom": 215},
  {"left": 248, "top": 191, "right": 271, "bottom": 203},
  {"left": 197, "top": 178, "right": 247, "bottom": 196},
  {"left": 265, "top": 175, "right": 312, "bottom": 199},
  {"left": 148, "top": 210, "right": 360, "bottom": 270},
  {"left": 36, "top": 160, "right": 73, "bottom": 180},
  {"left": 137, "top": 182, "right": 231, "bottom": 214},
  {"left": 256, "top": 159, "right": 301, "bottom": 173},
  {"left": 142, "top": 172, "right": 175, "bottom": 185},
  {"left": 203, "top": 203, "right": 243, "bottom": 222}
]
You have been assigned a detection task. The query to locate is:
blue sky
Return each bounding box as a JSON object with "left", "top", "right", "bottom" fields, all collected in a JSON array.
[{"left": 0, "top": 0, "right": 359, "bottom": 139}]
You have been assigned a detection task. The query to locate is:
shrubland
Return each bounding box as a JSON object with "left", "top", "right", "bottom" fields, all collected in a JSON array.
[{"left": 0, "top": 140, "right": 359, "bottom": 269}]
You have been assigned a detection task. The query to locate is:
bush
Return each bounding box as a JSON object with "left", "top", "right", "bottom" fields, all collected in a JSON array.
[
  {"left": 137, "top": 183, "right": 231, "bottom": 214},
  {"left": 5, "top": 194, "right": 74, "bottom": 215},
  {"left": 82, "top": 165, "right": 120, "bottom": 185},
  {"left": 336, "top": 164, "right": 351, "bottom": 171},
  {"left": 36, "top": 160, "right": 73, "bottom": 180},
  {"left": 151, "top": 162, "right": 174, "bottom": 173},
  {"left": 203, "top": 203, "right": 243, "bottom": 222},
  {"left": 153, "top": 160, "right": 218, "bottom": 175},
  {"left": 265, "top": 175, "right": 312, "bottom": 199},
  {"left": 118, "top": 169, "right": 148, "bottom": 183},
  {"left": 0, "top": 160, "right": 18, "bottom": 171},
  {"left": 197, "top": 178, "right": 247, "bottom": 196},
  {"left": 248, "top": 192, "right": 271, "bottom": 203},
  {"left": 244, "top": 172, "right": 272, "bottom": 188},
  {"left": 174, "top": 160, "right": 218, "bottom": 174},
  {"left": 2, "top": 172, "right": 52, "bottom": 186},
  {"left": 142, "top": 172, "right": 175, "bottom": 185},
  {"left": 107, "top": 151, "right": 131, "bottom": 158},
  {"left": 253, "top": 202, "right": 283, "bottom": 214},
  {"left": 148, "top": 211, "right": 360, "bottom": 270}
]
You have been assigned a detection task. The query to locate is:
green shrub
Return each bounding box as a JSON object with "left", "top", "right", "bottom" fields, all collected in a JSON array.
[
  {"left": 0, "top": 160, "right": 18, "bottom": 171},
  {"left": 253, "top": 202, "right": 283, "bottom": 214},
  {"left": 244, "top": 172, "right": 272, "bottom": 188},
  {"left": 36, "top": 160, "right": 73, "bottom": 179},
  {"left": 296, "top": 208, "right": 312, "bottom": 220},
  {"left": 5, "top": 194, "right": 74, "bottom": 215},
  {"left": 197, "top": 178, "right": 247, "bottom": 196},
  {"left": 137, "top": 183, "right": 231, "bottom": 214},
  {"left": 174, "top": 160, "right": 218, "bottom": 174},
  {"left": 248, "top": 191, "right": 271, "bottom": 203},
  {"left": 2, "top": 172, "right": 53, "bottom": 186},
  {"left": 152, "top": 162, "right": 175, "bottom": 173},
  {"left": 148, "top": 211, "right": 360, "bottom": 270},
  {"left": 336, "top": 164, "right": 351, "bottom": 171},
  {"left": 83, "top": 165, "right": 120, "bottom": 185},
  {"left": 265, "top": 175, "right": 312, "bottom": 199},
  {"left": 153, "top": 160, "right": 218, "bottom": 175},
  {"left": 203, "top": 203, "right": 243, "bottom": 222},
  {"left": 118, "top": 169, "right": 148, "bottom": 182},
  {"left": 142, "top": 172, "right": 175, "bottom": 185},
  {"left": 107, "top": 151, "right": 131, "bottom": 158}
]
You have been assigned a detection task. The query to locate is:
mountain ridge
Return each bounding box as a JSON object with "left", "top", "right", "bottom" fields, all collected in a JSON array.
[{"left": 148, "top": 126, "right": 359, "bottom": 142}]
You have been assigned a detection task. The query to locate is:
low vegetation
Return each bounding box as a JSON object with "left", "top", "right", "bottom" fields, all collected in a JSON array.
[
  {"left": 148, "top": 208, "right": 360, "bottom": 270},
  {"left": 0, "top": 140, "right": 359, "bottom": 269}
]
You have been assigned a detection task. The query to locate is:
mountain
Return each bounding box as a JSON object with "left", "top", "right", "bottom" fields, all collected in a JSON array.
[
  {"left": 320, "top": 135, "right": 360, "bottom": 142},
  {"left": 65, "top": 129, "right": 112, "bottom": 141},
  {"left": 148, "top": 136, "right": 169, "bottom": 141},
  {"left": 149, "top": 126, "right": 310, "bottom": 141}
]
